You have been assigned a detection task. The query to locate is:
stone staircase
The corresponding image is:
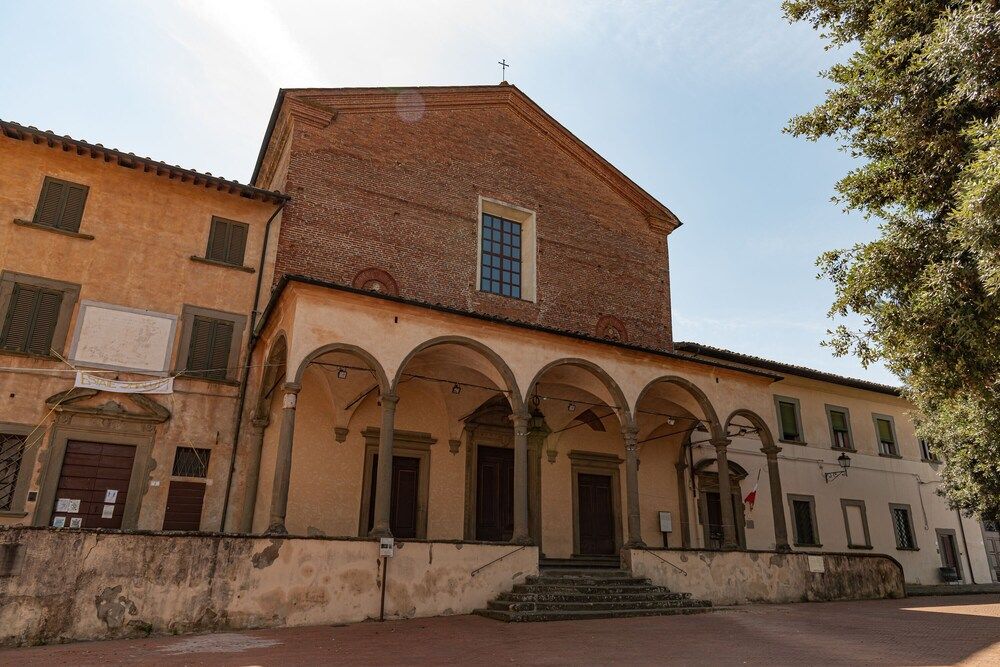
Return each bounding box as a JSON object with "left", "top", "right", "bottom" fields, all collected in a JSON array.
[{"left": 474, "top": 557, "right": 712, "bottom": 622}]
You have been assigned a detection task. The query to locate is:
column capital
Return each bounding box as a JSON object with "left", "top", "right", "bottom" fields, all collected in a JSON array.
[
  {"left": 761, "top": 444, "right": 782, "bottom": 457},
  {"left": 379, "top": 392, "right": 399, "bottom": 406},
  {"left": 621, "top": 425, "right": 639, "bottom": 451},
  {"left": 711, "top": 437, "right": 732, "bottom": 451},
  {"left": 282, "top": 382, "right": 302, "bottom": 394},
  {"left": 251, "top": 417, "right": 270, "bottom": 431}
]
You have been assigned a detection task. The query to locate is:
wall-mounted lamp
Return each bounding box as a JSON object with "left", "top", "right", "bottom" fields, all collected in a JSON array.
[
  {"left": 823, "top": 452, "right": 852, "bottom": 483},
  {"left": 451, "top": 383, "right": 462, "bottom": 395},
  {"left": 666, "top": 417, "right": 676, "bottom": 426},
  {"left": 337, "top": 367, "right": 348, "bottom": 379}
]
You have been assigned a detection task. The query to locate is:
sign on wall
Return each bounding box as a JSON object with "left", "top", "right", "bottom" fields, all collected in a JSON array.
[{"left": 69, "top": 301, "right": 177, "bottom": 374}]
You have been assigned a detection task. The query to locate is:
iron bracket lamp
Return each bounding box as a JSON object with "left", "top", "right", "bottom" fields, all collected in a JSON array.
[{"left": 823, "top": 452, "right": 852, "bottom": 483}]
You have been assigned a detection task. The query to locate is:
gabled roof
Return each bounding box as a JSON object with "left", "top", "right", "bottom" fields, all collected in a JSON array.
[
  {"left": 250, "top": 84, "right": 681, "bottom": 232},
  {"left": 675, "top": 342, "right": 902, "bottom": 396},
  {"left": 1, "top": 119, "right": 288, "bottom": 204}
]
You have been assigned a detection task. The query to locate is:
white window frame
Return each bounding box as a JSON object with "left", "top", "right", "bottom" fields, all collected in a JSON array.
[{"left": 476, "top": 196, "right": 537, "bottom": 302}]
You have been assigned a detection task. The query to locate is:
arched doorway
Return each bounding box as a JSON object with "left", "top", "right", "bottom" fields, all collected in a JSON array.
[{"left": 693, "top": 457, "right": 748, "bottom": 549}]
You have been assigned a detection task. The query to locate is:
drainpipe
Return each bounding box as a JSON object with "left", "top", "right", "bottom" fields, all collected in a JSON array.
[
  {"left": 956, "top": 509, "right": 977, "bottom": 584},
  {"left": 220, "top": 197, "right": 287, "bottom": 532}
]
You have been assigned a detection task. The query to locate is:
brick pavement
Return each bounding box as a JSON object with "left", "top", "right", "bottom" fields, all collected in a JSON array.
[{"left": 2, "top": 594, "right": 998, "bottom": 666}]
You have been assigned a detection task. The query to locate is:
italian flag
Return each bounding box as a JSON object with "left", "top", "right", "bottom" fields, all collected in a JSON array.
[{"left": 744, "top": 468, "right": 762, "bottom": 511}]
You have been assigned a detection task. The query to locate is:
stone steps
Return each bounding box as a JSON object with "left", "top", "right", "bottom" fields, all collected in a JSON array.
[{"left": 475, "top": 567, "right": 712, "bottom": 623}]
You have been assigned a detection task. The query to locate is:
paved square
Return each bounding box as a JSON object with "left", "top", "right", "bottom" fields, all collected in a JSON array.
[{"left": 3, "top": 595, "right": 998, "bottom": 665}]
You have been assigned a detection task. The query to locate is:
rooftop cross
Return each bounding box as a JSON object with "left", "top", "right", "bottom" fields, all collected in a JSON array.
[{"left": 498, "top": 59, "right": 509, "bottom": 83}]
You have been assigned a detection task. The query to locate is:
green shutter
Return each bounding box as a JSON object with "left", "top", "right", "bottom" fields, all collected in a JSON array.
[
  {"left": 779, "top": 401, "right": 799, "bottom": 440},
  {"left": 226, "top": 222, "right": 247, "bottom": 266},
  {"left": 33, "top": 178, "right": 88, "bottom": 232},
  {"left": 26, "top": 289, "right": 62, "bottom": 355},
  {"left": 186, "top": 316, "right": 234, "bottom": 380},
  {"left": 207, "top": 219, "right": 230, "bottom": 262},
  {"left": 830, "top": 410, "right": 847, "bottom": 431},
  {"left": 877, "top": 418, "right": 894, "bottom": 443},
  {"left": 58, "top": 183, "right": 88, "bottom": 232},
  {"left": 0, "top": 284, "right": 62, "bottom": 355}
]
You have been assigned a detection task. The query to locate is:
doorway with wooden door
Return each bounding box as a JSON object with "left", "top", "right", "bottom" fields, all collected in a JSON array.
[
  {"left": 365, "top": 454, "right": 420, "bottom": 539},
  {"left": 358, "top": 427, "right": 433, "bottom": 539},
  {"left": 49, "top": 440, "right": 136, "bottom": 530},
  {"left": 936, "top": 529, "right": 963, "bottom": 581},
  {"left": 475, "top": 445, "right": 514, "bottom": 542},
  {"left": 577, "top": 473, "right": 616, "bottom": 555}
]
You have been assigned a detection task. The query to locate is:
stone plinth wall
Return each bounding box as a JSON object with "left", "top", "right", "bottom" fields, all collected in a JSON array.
[
  {"left": 0, "top": 527, "right": 537, "bottom": 647},
  {"left": 625, "top": 548, "right": 905, "bottom": 606}
]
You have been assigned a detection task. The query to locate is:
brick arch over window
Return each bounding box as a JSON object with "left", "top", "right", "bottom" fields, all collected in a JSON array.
[
  {"left": 595, "top": 315, "right": 627, "bottom": 343},
  {"left": 352, "top": 268, "right": 399, "bottom": 296}
]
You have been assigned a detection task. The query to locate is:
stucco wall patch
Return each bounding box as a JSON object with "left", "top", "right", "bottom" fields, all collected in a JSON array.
[{"left": 251, "top": 539, "right": 282, "bottom": 569}]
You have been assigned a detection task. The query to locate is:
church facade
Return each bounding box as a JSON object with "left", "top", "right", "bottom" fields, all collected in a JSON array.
[{"left": 0, "top": 85, "right": 995, "bottom": 597}]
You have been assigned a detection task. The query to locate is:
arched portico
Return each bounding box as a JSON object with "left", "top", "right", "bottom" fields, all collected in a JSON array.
[
  {"left": 725, "top": 409, "right": 790, "bottom": 552},
  {"left": 635, "top": 375, "right": 736, "bottom": 548},
  {"left": 264, "top": 341, "right": 392, "bottom": 534}
]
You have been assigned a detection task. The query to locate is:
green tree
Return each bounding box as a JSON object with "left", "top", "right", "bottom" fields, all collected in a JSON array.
[{"left": 783, "top": 0, "right": 1000, "bottom": 518}]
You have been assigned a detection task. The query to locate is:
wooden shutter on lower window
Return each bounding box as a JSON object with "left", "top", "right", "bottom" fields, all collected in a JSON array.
[
  {"left": 186, "top": 316, "right": 234, "bottom": 380},
  {"left": 0, "top": 284, "right": 62, "bottom": 355}
]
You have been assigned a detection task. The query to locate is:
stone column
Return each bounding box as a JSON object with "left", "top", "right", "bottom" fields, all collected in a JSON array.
[
  {"left": 267, "top": 383, "right": 300, "bottom": 534},
  {"left": 762, "top": 444, "right": 790, "bottom": 552},
  {"left": 622, "top": 426, "right": 645, "bottom": 547},
  {"left": 527, "top": 411, "right": 549, "bottom": 552},
  {"left": 511, "top": 410, "right": 531, "bottom": 544},
  {"left": 713, "top": 438, "right": 738, "bottom": 550},
  {"left": 675, "top": 460, "right": 691, "bottom": 548},
  {"left": 369, "top": 393, "right": 399, "bottom": 537},
  {"left": 237, "top": 417, "right": 269, "bottom": 533}
]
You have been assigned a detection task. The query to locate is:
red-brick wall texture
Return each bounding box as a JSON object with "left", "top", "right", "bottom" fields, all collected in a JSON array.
[{"left": 268, "top": 88, "right": 674, "bottom": 350}]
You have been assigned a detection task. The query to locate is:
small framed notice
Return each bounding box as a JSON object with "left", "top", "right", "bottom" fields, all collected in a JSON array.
[
  {"left": 52, "top": 516, "right": 66, "bottom": 528},
  {"left": 380, "top": 537, "right": 395, "bottom": 557},
  {"left": 808, "top": 555, "right": 825, "bottom": 573},
  {"left": 101, "top": 504, "right": 115, "bottom": 519},
  {"left": 104, "top": 489, "right": 118, "bottom": 503},
  {"left": 56, "top": 498, "right": 80, "bottom": 514},
  {"left": 69, "top": 517, "right": 83, "bottom": 528}
]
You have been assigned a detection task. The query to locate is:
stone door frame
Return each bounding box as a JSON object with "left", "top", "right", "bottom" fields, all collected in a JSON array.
[{"left": 568, "top": 450, "right": 623, "bottom": 556}]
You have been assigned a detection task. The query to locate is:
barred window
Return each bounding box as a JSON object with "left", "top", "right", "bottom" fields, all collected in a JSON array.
[
  {"left": 790, "top": 495, "right": 819, "bottom": 546},
  {"left": 171, "top": 447, "right": 211, "bottom": 478},
  {"left": 480, "top": 213, "right": 521, "bottom": 299},
  {"left": 0, "top": 432, "right": 28, "bottom": 512},
  {"left": 891, "top": 504, "right": 917, "bottom": 549}
]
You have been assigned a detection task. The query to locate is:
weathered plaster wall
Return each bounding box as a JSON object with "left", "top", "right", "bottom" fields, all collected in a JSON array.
[
  {"left": 0, "top": 527, "right": 537, "bottom": 647},
  {"left": 0, "top": 138, "right": 277, "bottom": 532},
  {"left": 626, "top": 548, "right": 905, "bottom": 606}
]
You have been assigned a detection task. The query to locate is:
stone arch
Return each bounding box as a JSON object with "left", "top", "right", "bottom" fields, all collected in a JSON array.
[
  {"left": 293, "top": 342, "right": 390, "bottom": 396},
  {"left": 692, "top": 457, "right": 750, "bottom": 479},
  {"left": 352, "top": 267, "right": 399, "bottom": 296},
  {"left": 391, "top": 336, "right": 524, "bottom": 411},
  {"left": 252, "top": 332, "right": 288, "bottom": 422},
  {"left": 526, "top": 357, "right": 633, "bottom": 428},
  {"left": 635, "top": 375, "right": 724, "bottom": 441},
  {"left": 724, "top": 409, "right": 776, "bottom": 449}
]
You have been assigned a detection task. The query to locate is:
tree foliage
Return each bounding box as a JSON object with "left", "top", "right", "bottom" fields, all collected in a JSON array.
[{"left": 783, "top": 0, "right": 1000, "bottom": 518}]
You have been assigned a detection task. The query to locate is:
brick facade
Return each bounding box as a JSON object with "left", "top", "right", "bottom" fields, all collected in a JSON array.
[{"left": 260, "top": 86, "right": 677, "bottom": 351}]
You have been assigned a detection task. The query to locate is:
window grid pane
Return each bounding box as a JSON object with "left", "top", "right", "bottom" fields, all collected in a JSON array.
[
  {"left": 480, "top": 213, "right": 521, "bottom": 299},
  {"left": 172, "top": 447, "right": 212, "bottom": 478},
  {"left": 892, "top": 508, "right": 914, "bottom": 548},
  {"left": 0, "top": 433, "right": 27, "bottom": 511},
  {"left": 793, "top": 500, "right": 817, "bottom": 545}
]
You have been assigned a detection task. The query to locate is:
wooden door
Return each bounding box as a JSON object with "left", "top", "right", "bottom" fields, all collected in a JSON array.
[
  {"left": 938, "top": 532, "right": 960, "bottom": 574},
  {"left": 578, "top": 473, "right": 615, "bottom": 555},
  {"left": 705, "top": 491, "right": 724, "bottom": 549},
  {"left": 367, "top": 454, "right": 420, "bottom": 538},
  {"left": 475, "top": 446, "right": 514, "bottom": 542},
  {"left": 162, "top": 481, "right": 207, "bottom": 531},
  {"left": 51, "top": 440, "right": 136, "bottom": 529}
]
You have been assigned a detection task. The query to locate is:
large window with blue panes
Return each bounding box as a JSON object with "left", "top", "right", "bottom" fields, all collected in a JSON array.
[{"left": 480, "top": 213, "right": 521, "bottom": 298}]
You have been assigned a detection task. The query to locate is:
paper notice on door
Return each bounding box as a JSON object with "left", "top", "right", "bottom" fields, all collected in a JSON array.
[
  {"left": 104, "top": 489, "right": 118, "bottom": 503},
  {"left": 52, "top": 516, "right": 66, "bottom": 528},
  {"left": 101, "top": 504, "right": 115, "bottom": 519},
  {"left": 56, "top": 498, "right": 80, "bottom": 513},
  {"left": 69, "top": 517, "right": 82, "bottom": 528}
]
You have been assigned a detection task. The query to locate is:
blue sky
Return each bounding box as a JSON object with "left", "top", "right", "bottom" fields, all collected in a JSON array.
[{"left": 0, "top": 1, "right": 894, "bottom": 384}]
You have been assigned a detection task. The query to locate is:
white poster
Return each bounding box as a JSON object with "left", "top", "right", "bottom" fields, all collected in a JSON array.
[
  {"left": 56, "top": 498, "right": 80, "bottom": 513},
  {"left": 75, "top": 372, "right": 174, "bottom": 395},
  {"left": 104, "top": 489, "right": 118, "bottom": 503},
  {"left": 70, "top": 301, "right": 177, "bottom": 373},
  {"left": 101, "top": 504, "right": 115, "bottom": 519},
  {"left": 52, "top": 516, "right": 66, "bottom": 528},
  {"left": 69, "top": 517, "right": 82, "bottom": 528}
]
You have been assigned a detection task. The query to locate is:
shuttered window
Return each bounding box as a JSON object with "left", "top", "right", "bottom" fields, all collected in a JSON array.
[
  {"left": 32, "top": 177, "right": 89, "bottom": 232},
  {"left": 829, "top": 409, "right": 852, "bottom": 449},
  {"left": 875, "top": 416, "right": 898, "bottom": 456},
  {"left": 776, "top": 397, "right": 803, "bottom": 442},
  {"left": 0, "top": 283, "right": 63, "bottom": 356},
  {"left": 184, "top": 316, "right": 234, "bottom": 380},
  {"left": 206, "top": 217, "right": 248, "bottom": 266}
]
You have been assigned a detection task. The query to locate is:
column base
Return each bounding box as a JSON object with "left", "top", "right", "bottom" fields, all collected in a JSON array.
[
  {"left": 623, "top": 539, "right": 647, "bottom": 549},
  {"left": 775, "top": 543, "right": 792, "bottom": 553},
  {"left": 509, "top": 535, "right": 533, "bottom": 546},
  {"left": 368, "top": 526, "right": 393, "bottom": 538}
]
